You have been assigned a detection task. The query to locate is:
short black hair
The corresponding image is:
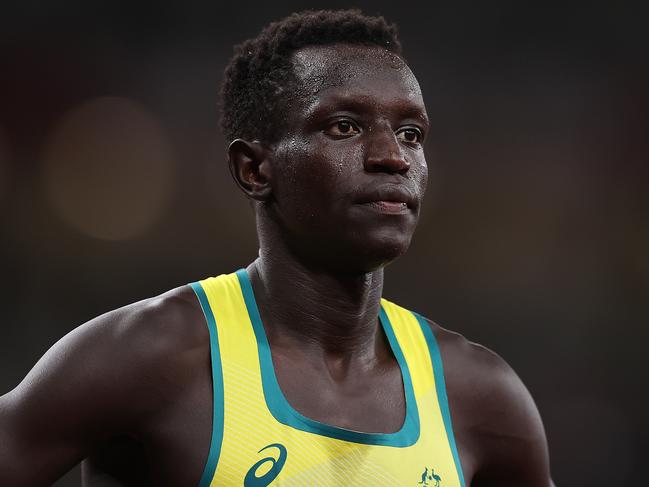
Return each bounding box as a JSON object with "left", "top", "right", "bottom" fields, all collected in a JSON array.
[{"left": 220, "top": 9, "right": 402, "bottom": 144}]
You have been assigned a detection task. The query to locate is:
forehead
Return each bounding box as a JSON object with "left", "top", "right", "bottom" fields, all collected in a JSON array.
[{"left": 290, "top": 44, "right": 425, "bottom": 112}]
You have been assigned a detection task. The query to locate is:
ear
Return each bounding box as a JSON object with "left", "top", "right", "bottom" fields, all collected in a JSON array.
[{"left": 227, "top": 139, "right": 273, "bottom": 201}]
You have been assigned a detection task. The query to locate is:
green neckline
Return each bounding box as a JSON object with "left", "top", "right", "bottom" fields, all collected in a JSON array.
[{"left": 235, "top": 268, "right": 420, "bottom": 447}]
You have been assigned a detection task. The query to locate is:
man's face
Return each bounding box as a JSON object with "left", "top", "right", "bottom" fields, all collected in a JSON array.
[{"left": 265, "top": 44, "right": 429, "bottom": 272}]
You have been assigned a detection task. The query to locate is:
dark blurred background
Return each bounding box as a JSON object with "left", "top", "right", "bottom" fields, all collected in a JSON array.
[{"left": 1, "top": 1, "right": 647, "bottom": 485}]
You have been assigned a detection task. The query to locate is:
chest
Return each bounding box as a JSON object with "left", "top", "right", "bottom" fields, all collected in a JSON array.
[
  {"left": 204, "top": 343, "right": 460, "bottom": 487},
  {"left": 84, "top": 353, "right": 408, "bottom": 486},
  {"left": 270, "top": 349, "right": 407, "bottom": 434},
  {"left": 87, "top": 275, "right": 467, "bottom": 486}
]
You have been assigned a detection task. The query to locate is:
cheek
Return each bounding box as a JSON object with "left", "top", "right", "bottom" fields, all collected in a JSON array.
[
  {"left": 273, "top": 137, "right": 313, "bottom": 193},
  {"left": 406, "top": 154, "right": 428, "bottom": 200},
  {"left": 276, "top": 136, "right": 362, "bottom": 202},
  {"left": 415, "top": 159, "right": 428, "bottom": 195},
  {"left": 271, "top": 138, "right": 333, "bottom": 225}
]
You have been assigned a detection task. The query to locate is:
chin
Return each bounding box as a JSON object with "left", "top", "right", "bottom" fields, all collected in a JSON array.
[
  {"left": 286, "top": 221, "right": 415, "bottom": 273},
  {"left": 344, "top": 232, "right": 413, "bottom": 273}
]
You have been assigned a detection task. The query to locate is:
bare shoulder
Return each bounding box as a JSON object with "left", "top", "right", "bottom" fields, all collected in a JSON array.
[
  {"left": 0, "top": 284, "right": 207, "bottom": 485},
  {"left": 64, "top": 283, "right": 209, "bottom": 415},
  {"left": 423, "top": 318, "right": 553, "bottom": 487},
  {"left": 426, "top": 318, "right": 538, "bottom": 429},
  {"left": 102, "top": 284, "right": 208, "bottom": 378},
  {"left": 66, "top": 283, "right": 206, "bottom": 379},
  {"left": 3, "top": 283, "right": 208, "bottom": 423}
]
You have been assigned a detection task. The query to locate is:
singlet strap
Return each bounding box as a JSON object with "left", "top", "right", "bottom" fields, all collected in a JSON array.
[
  {"left": 412, "top": 311, "right": 466, "bottom": 487},
  {"left": 190, "top": 281, "right": 225, "bottom": 487}
]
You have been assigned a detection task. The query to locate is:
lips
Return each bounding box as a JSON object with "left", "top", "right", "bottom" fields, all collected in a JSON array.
[
  {"left": 355, "top": 184, "right": 416, "bottom": 210},
  {"left": 361, "top": 200, "right": 409, "bottom": 214}
]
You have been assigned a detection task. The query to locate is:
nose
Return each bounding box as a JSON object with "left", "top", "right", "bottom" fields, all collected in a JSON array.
[{"left": 363, "top": 127, "right": 410, "bottom": 175}]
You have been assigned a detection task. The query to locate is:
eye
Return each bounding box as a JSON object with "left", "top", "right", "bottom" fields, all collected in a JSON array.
[
  {"left": 396, "top": 127, "right": 423, "bottom": 144},
  {"left": 324, "top": 119, "right": 361, "bottom": 138}
]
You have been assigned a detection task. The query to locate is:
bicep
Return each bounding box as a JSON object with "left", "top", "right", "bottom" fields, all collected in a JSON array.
[{"left": 471, "top": 356, "right": 553, "bottom": 487}]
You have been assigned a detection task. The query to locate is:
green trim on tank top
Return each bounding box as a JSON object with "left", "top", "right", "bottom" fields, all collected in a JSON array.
[
  {"left": 413, "top": 312, "right": 466, "bottom": 487},
  {"left": 235, "top": 268, "right": 420, "bottom": 447},
  {"left": 190, "top": 282, "right": 225, "bottom": 487}
]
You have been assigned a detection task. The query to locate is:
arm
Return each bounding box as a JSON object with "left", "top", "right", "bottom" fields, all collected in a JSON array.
[
  {"left": 0, "top": 287, "right": 202, "bottom": 486},
  {"left": 433, "top": 322, "right": 554, "bottom": 487},
  {"left": 467, "top": 349, "right": 552, "bottom": 487}
]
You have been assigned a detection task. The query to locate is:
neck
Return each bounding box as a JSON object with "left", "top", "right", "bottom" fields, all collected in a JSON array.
[{"left": 248, "top": 243, "right": 385, "bottom": 359}]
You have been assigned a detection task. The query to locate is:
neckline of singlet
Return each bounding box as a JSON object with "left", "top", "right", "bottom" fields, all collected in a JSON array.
[{"left": 235, "top": 268, "right": 420, "bottom": 447}]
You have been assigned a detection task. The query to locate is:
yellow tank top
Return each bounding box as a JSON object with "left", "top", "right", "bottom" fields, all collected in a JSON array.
[{"left": 191, "top": 270, "right": 465, "bottom": 487}]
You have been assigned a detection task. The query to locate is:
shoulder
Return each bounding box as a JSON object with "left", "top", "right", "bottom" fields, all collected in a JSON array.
[
  {"left": 103, "top": 284, "right": 208, "bottom": 369},
  {"left": 0, "top": 283, "right": 209, "bottom": 484},
  {"left": 70, "top": 283, "right": 207, "bottom": 375},
  {"left": 77, "top": 284, "right": 209, "bottom": 411},
  {"left": 4, "top": 283, "right": 208, "bottom": 431},
  {"left": 423, "top": 318, "right": 552, "bottom": 486}
]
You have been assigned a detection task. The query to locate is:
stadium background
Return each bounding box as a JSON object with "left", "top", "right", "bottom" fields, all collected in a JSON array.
[{"left": 1, "top": 2, "right": 647, "bottom": 485}]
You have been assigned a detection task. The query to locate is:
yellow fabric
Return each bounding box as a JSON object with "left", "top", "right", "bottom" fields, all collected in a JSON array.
[{"left": 197, "top": 272, "right": 462, "bottom": 487}]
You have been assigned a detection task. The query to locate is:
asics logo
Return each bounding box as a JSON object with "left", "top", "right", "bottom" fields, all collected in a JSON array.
[{"left": 243, "top": 443, "right": 287, "bottom": 487}]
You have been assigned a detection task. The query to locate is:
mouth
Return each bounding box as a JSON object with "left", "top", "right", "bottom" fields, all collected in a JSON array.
[
  {"left": 355, "top": 185, "right": 416, "bottom": 214},
  {"left": 359, "top": 200, "right": 409, "bottom": 214}
]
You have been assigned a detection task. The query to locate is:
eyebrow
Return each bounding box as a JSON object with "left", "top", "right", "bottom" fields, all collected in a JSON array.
[{"left": 304, "top": 93, "right": 429, "bottom": 126}]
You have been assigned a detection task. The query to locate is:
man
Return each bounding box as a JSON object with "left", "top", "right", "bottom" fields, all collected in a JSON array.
[{"left": 0, "top": 10, "right": 554, "bottom": 486}]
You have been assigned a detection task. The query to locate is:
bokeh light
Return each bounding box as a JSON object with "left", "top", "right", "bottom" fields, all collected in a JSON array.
[{"left": 40, "top": 96, "right": 175, "bottom": 241}]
